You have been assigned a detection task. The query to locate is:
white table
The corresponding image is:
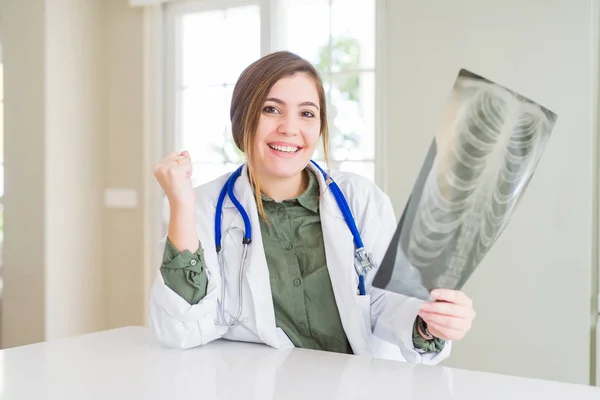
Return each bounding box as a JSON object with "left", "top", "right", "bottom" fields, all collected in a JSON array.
[{"left": 0, "top": 326, "right": 598, "bottom": 399}]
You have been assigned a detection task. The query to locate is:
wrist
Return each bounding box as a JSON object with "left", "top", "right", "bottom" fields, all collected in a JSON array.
[
  {"left": 416, "top": 316, "right": 434, "bottom": 340},
  {"left": 169, "top": 198, "right": 195, "bottom": 214}
]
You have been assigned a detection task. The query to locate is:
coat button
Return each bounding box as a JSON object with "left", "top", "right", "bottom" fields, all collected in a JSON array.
[
  {"left": 190, "top": 259, "right": 197, "bottom": 266},
  {"left": 285, "top": 244, "right": 293, "bottom": 250},
  {"left": 293, "top": 279, "right": 301, "bottom": 286}
]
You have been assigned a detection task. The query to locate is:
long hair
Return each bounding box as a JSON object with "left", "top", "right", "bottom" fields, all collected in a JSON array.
[{"left": 230, "top": 51, "right": 330, "bottom": 220}]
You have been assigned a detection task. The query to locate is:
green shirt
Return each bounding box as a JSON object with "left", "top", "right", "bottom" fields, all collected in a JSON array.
[
  {"left": 160, "top": 168, "right": 444, "bottom": 354},
  {"left": 257, "top": 169, "right": 352, "bottom": 353}
]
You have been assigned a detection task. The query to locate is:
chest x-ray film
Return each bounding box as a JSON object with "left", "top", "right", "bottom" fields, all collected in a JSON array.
[{"left": 372, "top": 69, "right": 557, "bottom": 301}]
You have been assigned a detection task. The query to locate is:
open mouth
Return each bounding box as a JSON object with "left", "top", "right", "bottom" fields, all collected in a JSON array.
[{"left": 267, "top": 143, "right": 303, "bottom": 154}]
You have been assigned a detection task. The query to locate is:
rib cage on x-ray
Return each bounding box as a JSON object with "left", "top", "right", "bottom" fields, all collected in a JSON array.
[
  {"left": 371, "top": 69, "right": 558, "bottom": 297},
  {"left": 403, "top": 74, "right": 556, "bottom": 290}
]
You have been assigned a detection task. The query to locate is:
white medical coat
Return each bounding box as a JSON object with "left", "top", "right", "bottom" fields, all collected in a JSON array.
[{"left": 149, "top": 162, "right": 452, "bottom": 365}]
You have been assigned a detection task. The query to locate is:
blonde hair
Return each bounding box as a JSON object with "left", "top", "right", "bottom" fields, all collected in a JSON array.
[{"left": 230, "top": 51, "right": 330, "bottom": 221}]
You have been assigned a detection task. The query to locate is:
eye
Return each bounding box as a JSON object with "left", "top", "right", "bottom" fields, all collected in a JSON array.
[
  {"left": 301, "top": 111, "right": 315, "bottom": 118},
  {"left": 263, "top": 106, "right": 280, "bottom": 114}
]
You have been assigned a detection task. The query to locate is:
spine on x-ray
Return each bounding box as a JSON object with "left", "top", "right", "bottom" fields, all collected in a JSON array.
[{"left": 406, "top": 78, "right": 553, "bottom": 288}]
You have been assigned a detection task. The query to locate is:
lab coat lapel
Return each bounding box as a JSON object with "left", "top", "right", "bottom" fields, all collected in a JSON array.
[
  {"left": 222, "top": 165, "right": 280, "bottom": 348},
  {"left": 309, "top": 163, "right": 372, "bottom": 355},
  {"left": 221, "top": 163, "right": 372, "bottom": 353}
]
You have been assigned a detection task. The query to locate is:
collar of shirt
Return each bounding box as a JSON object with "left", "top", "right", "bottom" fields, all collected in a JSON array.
[{"left": 258, "top": 168, "right": 320, "bottom": 213}]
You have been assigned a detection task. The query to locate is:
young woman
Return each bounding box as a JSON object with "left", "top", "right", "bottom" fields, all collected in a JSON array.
[{"left": 151, "top": 51, "right": 476, "bottom": 364}]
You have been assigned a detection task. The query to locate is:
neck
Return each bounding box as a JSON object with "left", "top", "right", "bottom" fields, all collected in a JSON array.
[{"left": 256, "top": 169, "right": 308, "bottom": 202}]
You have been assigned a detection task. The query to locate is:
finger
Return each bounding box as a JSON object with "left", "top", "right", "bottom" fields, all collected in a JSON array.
[
  {"left": 420, "top": 301, "right": 472, "bottom": 319},
  {"left": 418, "top": 310, "right": 469, "bottom": 331},
  {"left": 180, "top": 150, "right": 191, "bottom": 160},
  {"left": 430, "top": 289, "right": 472, "bottom": 306},
  {"left": 157, "top": 157, "right": 189, "bottom": 175},
  {"left": 159, "top": 153, "right": 182, "bottom": 167},
  {"left": 426, "top": 321, "right": 465, "bottom": 341},
  {"left": 168, "top": 163, "right": 193, "bottom": 178},
  {"left": 164, "top": 152, "right": 189, "bottom": 163},
  {"left": 171, "top": 155, "right": 191, "bottom": 166}
]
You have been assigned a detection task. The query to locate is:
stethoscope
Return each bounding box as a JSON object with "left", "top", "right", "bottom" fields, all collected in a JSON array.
[{"left": 214, "top": 160, "right": 376, "bottom": 327}]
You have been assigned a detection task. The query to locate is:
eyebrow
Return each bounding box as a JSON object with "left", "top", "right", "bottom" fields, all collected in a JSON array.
[{"left": 265, "top": 97, "right": 320, "bottom": 111}]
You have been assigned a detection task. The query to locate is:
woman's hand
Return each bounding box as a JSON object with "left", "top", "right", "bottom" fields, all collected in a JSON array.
[
  {"left": 417, "top": 289, "right": 476, "bottom": 341},
  {"left": 154, "top": 150, "right": 199, "bottom": 253},
  {"left": 154, "top": 151, "right": 195, "bottom": 207}
]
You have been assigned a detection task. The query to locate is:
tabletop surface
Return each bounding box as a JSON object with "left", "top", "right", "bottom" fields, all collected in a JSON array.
[{"left": 0, "top": 326, "right": 598, "bottom": 399}]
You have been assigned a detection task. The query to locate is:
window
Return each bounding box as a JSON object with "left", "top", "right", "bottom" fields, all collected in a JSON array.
[
  {"left": 270, "top": 0, "right": 376, "bottom": 179},
  {"left": 165, "top": 0, "right": 376, "bottom": 188},
  {"left": 165, "top": 1, "right": 262, "bottom": 188}
]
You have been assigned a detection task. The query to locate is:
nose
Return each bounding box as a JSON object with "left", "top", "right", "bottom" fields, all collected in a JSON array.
[{"left": 277, "top": 113, "right": 300, "bottom": 136}]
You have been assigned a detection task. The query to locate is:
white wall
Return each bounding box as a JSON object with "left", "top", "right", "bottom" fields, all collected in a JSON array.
[
  {"left": 1, "top": 0, "right": 147, "bottom": 348},
  {"left": 44, "top": 0, "right": 105, "bottom": 340},
  {"left": 0, "top": 0, "right": 105, "bottom": 346},
  {"left": 0, "top": 0, "right": 46, "bottom": 347},
  {"left": 102, "top": 0, "right": 146, "bottom": 330},
  {"left": 382, "top": 0, "right": 598, "bottom": 385}
]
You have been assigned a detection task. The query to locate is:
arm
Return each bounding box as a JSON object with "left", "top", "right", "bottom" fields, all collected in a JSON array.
[
  {"left": 168, "top": 199, "right": 200, "bottom": 254},
  {"left": 160, "top": 237, "right": 208, "bottom": 305},
  {"left": 159, "top": 175, "right": 209, "bottom": 305},
  {"left": 413, "top": 316, "right": 446, "bottom": 353},
  {"left": 150, "top": 152, "right": 227, "bottom": 349},
  {"left": 149, "top": 234, "right": 227, "bottom": 350}
]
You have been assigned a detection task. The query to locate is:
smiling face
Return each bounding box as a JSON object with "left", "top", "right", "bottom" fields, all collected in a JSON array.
[
  {"left": 229, "top": 51, "right": 330, "bottom": 217},
  {"left": 252, "top": 72, "right": 322, "bottom": 181}
]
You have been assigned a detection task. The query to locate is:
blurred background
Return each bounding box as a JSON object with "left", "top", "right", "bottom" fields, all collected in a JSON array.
[{"left": 0, "top": 0, "right": 598, "bottom": 388}]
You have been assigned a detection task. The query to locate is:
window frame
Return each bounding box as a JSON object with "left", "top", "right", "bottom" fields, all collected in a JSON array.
[
  {"left": 163, "top": 0, "right": 384, "bottom": 183},
  {"left": 163, "top": 0, "right": 270, "bottom": 158}
]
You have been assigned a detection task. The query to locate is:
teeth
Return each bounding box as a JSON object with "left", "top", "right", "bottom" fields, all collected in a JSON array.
[{"left": 269, "top": 144, "right": 299, "bottom": 153}]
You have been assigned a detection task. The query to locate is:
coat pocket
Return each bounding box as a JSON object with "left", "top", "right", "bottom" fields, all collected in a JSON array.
[{"left": 356, "top": 294, "right": 405, "bottom": 361}]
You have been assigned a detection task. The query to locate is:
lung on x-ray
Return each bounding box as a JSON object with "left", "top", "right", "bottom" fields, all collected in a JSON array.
[{"left": 372, "top": 69, "right": 558, "bottom": 301}]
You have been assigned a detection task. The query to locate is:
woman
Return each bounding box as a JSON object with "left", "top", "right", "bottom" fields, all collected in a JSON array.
[{"left": 151, "top": 51, "right": 476, "bottom": 364}]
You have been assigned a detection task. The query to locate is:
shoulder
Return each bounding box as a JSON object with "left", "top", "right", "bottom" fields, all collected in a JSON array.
[
  {"left": 193, "top": 172, "right": 232, "bottom": 209},
  {"left": 328, "top": 169, "right": 389, "bottom": 206},
  {"left": 327, "top": 169, "right": 394, "bottom": 222}
]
